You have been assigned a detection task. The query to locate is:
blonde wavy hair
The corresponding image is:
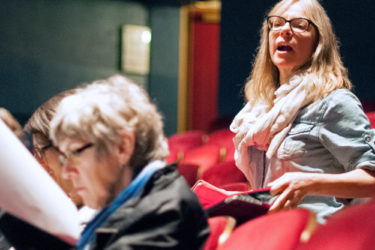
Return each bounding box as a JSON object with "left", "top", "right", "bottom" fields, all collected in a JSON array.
[
  {"left": 245, "top": 0, "right": 352, "bottom": 105},
  {"left": 50, "top": 75, "right": 169, "bottom": 169}
]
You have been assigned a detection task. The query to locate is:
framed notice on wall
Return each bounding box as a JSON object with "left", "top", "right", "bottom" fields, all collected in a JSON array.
[{"left": 121, "top": 25, "right": 151, "bottom": 75}]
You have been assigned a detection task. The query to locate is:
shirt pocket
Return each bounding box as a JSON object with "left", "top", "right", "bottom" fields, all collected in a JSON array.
[{"left": 277, "top": 123, "right": 314, "bottom": 160}]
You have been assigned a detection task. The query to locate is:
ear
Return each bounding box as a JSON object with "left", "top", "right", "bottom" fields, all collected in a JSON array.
[{"left": 116, "top": 130, "right": 135, "bottom": 166}]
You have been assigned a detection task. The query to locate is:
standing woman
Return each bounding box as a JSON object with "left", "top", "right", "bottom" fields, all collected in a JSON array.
[{"left": 230, "top": 0, "right": 375, "bottom": 223}]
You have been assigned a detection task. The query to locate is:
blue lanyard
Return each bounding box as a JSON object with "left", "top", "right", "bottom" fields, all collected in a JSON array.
[{"left": 77, "top": 161, "right": 164, "bottom": 250}]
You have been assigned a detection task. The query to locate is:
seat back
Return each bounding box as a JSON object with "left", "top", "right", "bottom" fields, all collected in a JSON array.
[
  {"left": 218, "top": 209, "right": 316, "bottom": 250},
  {"left": 297, "top": 199, "right": 375, "bottom": 250},
  {"left": 203, "top": 216, "right": 236, "bottom": 250},
  {"left": 182, "top": 144, "right": 222, "bottom": 176},
  {"left": 365, "top": 111, "right": 375, "bottom": 128},
  {"left": 166, "top": 130, "right": 205, "bottom": 163},
  {"left": 177, "top": 163, "right": 199, "bottom": 187},
  {"left": 201, "top": 160, "right": 247, "bottom": 187},
  {"left": 206, "top": 129, "right": 235, "bottom": 162}
]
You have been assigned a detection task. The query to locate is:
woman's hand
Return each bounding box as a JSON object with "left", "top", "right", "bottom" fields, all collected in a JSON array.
[
  {"left": 267, "top": 168, "right": 375, "bottom": 213},
  {"left": 267, "top": 172, "right": 316, "bottom": 213}
]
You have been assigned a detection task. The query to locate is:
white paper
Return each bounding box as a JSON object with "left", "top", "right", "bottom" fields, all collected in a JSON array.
[{"left": 0, "top": 120, "right": 80, "bottom": 245}]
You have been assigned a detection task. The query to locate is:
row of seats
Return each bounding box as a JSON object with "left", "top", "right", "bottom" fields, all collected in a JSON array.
[
  {"left": 201, "top": 186, "right": 375, "bottom": 250},
  {"left": 169, "top": 110, "right": 375, "bottom": 168},
  {"left": 166, "top": 129, "right": 247, "bottom": 187},
  {"left": 166, "top": 129, "right": 236, "bottom": 164},
  {"left": 170, "top": 119, "right": 375, "bottom": 249},
  {"left": 171, "top": 111, "right": 375, "bottom": 187}
]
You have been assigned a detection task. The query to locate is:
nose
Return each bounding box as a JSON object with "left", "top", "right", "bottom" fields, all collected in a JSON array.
[
  {"left": 279, "top": 22, "right": 292, "bottom": 36},
  {"left": 61, "top": 160, "right": 77, "bottom": 180}
]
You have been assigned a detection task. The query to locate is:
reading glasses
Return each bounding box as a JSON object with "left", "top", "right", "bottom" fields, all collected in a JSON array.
[
  {"left": 267, "top": 16, "right": 315, "bottom": 33},
  {"left": 59, "top": 143, "right": 94, "bottom": 165}
]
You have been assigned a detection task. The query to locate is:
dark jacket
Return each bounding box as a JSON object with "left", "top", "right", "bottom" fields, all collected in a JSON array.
[
  {"left": 0, "top": 231, "right": 11, "bottom": 250},
  {"left": 90, "top": 164, "right": 209, "bottom": 250},
  {"left": 0, "top": 213, "right": 74, "bottom": 250},
  {"left": 0, "top": 164, "right": 209, "bottom": 250}
]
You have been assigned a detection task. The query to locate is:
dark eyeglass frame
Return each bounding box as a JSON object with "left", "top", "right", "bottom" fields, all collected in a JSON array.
[
  {"left": 58, "top": 143, "right": 94, "bottom": 165},
  {"left": 267, "top": 15, "right": 315, "bottom": 33},
  {"left": 33, "top": 143, "right": 53, "bottom": 159}
]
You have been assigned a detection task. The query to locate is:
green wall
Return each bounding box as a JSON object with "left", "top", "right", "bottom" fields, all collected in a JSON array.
[
  {"left": 0, "top": 0, "right": 189, "bottom": 136},
  {"left": 148, "top": 6, "right": 180, "bottom": 136},
  {"left": 0, "top": 0, "right": 148, "bottom": 123}
]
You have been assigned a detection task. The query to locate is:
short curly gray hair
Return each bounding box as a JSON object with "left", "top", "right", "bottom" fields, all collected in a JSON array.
[{"left": 50, "top": 75, "right": 169, "bottom": 169}]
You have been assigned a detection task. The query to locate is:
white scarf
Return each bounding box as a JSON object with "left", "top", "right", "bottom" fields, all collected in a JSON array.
[{"left": 230, "top": 75, "right": 316, "bottom": 186}]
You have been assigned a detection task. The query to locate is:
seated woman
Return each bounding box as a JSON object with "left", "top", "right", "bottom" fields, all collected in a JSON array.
[
  {"left": 24, "top": 90, "right": 81, "bottom": 204},
  {"left": 24, "top": 89, "right": 96, "bottom": 227},
  {"left": 0, "top": 90, "right": 97, "bottom": 250},
  {"left": 230, "top": 0, "right": 375, "bottom": 224},
  {"left": 49, "top": 75, "right": 209, "bottom": 249}
]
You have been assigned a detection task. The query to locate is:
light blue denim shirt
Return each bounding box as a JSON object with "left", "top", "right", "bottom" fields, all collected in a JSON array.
[{"left": 248, "top": 89, "right": 375, "bottom": 223}]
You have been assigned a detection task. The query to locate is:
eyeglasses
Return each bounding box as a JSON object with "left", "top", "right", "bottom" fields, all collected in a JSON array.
[
  {"left": 33, "top": 143, "right": 53, "bottom": 160},
  {"left": 59, "top": 143, "right": 94, "bottom": 165},
  {"left": 267, "top": 16, "right": 315, "bottom": 33}
]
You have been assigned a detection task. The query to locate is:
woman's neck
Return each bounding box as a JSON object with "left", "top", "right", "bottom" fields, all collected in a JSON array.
[
  {"left": 102, "top": 164, "right": 133, "bottom": 209},
  {"left": 278, "top": 68, "right": 294, "bottom": 85},
  {"left": 114, "top": 164, "right": 133, "bottom": 197},
  {"left": 279, "top": 72, "right": 290, "bottom": 85}
]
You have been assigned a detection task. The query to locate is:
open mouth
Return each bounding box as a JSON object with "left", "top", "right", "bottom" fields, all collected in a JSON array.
[{"left": 277, "top": 45, "right": 293, "bottom": 51}]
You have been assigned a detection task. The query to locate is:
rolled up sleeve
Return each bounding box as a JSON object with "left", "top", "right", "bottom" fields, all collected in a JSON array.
[{"left": 319, "top": 90, "right": 375, "bottom": 172}]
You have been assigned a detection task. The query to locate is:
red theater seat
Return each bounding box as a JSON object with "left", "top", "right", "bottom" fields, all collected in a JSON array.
[
  {"left": 206, "top": 129, "right": 235, "bottom": 162},
  {"left": 177, "top": 163, "right": 200, "bottom": 187},
  {"left": 201, "top": 160, "right": 247, "bottom": 187},
  {"left": 166, "top": 130, "right": 206, "bottom": 163},
  {"left": 181, "top": 144, "right": 223, "bottom": 176},
  {"left": 203, "top": 216, "right": 236, "bottom": 250},
  {"left": 365, "top": 111, "right": 375, "bottom": 128},
  {"left": 206, "top": 129, "right": 235, "bottom": 147},
  {"left": 297, "top": 199, "right": 375, "bottom": 250},
  {"left": 218, "top": 209, "right": 317, "bottom": 250}
]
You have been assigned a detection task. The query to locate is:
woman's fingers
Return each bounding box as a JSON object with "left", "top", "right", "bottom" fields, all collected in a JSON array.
[
  {"left": 289, "top": 190, "right": 303, "bottom": 208},
  {"left": 269, "top": 187, "right": 305, "bottom": 213},
  {"left": 269, "top": 186, "right": 292, "bottom": 213},
  {"left": 267, "top": 172, "right": 313, "bottom": 213},
  {"left": 269, "top": 175, "right": 289, "bottom": 195}
]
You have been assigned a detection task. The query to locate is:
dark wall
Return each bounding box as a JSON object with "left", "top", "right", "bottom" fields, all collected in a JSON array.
[
  {"left": 218, "top": 0, "right": 275, "bottom": 118},
  {"left": 218, "top": 0, "right": 375, "bottom": 118},
  {"left": 0, "top": 0, "right": 148, "bottom": 125},
  {"left": 322, "top": 0, "right": 375, "bottom": 102},
  {"left": 0, "top": 0, "right": 183, "bottom": 136},
  {"left": 148, "top": 6, "right": 181, "bottom": 136}
]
